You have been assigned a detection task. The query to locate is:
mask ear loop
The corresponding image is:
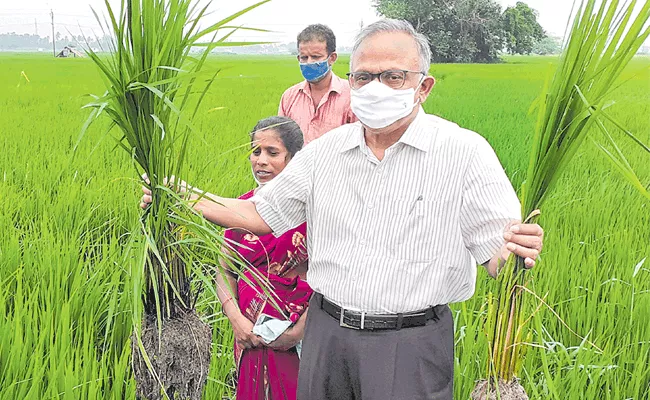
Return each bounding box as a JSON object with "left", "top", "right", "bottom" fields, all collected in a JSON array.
[
  {"left": 251, "top": 164, "right": 266, "bottom": 188},
  {"left": 414, "top": 74, "right": 427, "bottom": 106}
]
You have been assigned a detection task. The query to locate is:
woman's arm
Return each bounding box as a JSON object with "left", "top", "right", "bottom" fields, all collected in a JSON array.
[
  {"left": 217, "top": 249, "right": 264, "bottom": 350},
  {"left": 215, "top": 258, "right": 240, "bottom": 320}
]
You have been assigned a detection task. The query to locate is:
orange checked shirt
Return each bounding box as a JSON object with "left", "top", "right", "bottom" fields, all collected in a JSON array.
[{"left": 278, "top": 73, "right": 357, "bottom": 144}]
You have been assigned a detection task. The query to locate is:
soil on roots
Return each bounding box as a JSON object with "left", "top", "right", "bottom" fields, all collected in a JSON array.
[
  {"left": 471, "top": 379, "right": 529, "bottom": 400},
  {"left": 132, "top": 310, "right": 212, "bottom": 400}
]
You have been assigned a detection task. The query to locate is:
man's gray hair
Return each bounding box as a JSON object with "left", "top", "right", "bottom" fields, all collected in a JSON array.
[{"left": 351, "top": 19, "right": 431, "bottom": 73}]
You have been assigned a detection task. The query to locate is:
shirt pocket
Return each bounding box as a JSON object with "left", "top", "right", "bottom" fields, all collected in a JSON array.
[{"left": 390, "top": 197, "right": 446, "bottom": 262}]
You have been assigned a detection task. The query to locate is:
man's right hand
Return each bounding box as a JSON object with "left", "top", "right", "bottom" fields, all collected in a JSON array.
[
  {"left": 232, "top": 314, "right": 264, "bottom": 350},
  {"left": 139, "top": 174, "right": 196, "bottom": 209},
  {"left": 139, "top": 174, "right": 274, "bottom": 238},
  {"left": 140, "top": 184, "right": 153, "bottom": 209}
]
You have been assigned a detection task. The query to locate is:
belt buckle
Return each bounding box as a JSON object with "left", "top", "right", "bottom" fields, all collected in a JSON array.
[{"left": 339, "top": 308, "right": 364, "bottom": 330}]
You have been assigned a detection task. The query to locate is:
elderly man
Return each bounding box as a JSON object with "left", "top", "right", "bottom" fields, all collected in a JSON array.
[
  {"left": 278, "top": 24, "right": 357, "bottom": 144},
  {"left": 142, "top": 19, "right": 543, "bottom": 400}
]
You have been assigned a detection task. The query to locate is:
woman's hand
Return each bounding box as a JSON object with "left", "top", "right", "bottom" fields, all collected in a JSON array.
[{"left": 231, "top": 314, "right": 264, "bottom": 351}]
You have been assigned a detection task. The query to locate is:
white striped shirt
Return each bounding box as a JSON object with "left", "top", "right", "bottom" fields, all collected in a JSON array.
[{"left": 252, "top": 108, "right": 520, "bottom": 313}]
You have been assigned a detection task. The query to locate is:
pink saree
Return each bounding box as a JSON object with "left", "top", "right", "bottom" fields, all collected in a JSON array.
[{"left": 224, "top": 190, "right": 312, "bottom": 400}]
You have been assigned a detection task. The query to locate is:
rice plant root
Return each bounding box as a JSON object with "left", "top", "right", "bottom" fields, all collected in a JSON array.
[
  {"left": 132, "top": 311, "right": 212, "bottom": 400},
  {"left": 471, "top": 378, "right": 529, "bottom": 400}
]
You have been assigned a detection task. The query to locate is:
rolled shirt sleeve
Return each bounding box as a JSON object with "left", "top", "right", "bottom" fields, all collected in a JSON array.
[
  {"left": 460, "top": 136, "right": 521, "bottom": 264},
  {"left": 251, "top": 143, "right": 315, "bottom": 236}
]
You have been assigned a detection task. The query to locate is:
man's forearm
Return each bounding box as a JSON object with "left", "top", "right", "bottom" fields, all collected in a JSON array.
[
  {"left": 483, "top": 253, "right": 504, "bottom": 279},
  {"left": 193, "top": 193, "right": 272, "bottom": 236}
]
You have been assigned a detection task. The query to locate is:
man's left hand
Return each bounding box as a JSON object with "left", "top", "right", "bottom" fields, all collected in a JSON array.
[{"left": 502, "top": 222, "right": 544, "bottom": 268}]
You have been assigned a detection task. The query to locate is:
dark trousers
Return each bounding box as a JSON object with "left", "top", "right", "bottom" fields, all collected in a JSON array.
[{"left": 297, "top": 294, "right": 454, "bottom": 400}]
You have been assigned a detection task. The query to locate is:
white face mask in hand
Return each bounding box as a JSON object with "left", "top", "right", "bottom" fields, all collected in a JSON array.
[{"left": 350, "top": 80, "right": 421, "bottom": 129}]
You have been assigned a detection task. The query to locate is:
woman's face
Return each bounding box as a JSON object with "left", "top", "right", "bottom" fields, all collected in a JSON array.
[{"left": 250, "top": 129, "right": 291, "bottom": 184}]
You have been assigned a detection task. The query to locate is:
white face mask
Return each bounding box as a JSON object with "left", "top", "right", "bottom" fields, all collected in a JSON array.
[
  {"left": 350, "top": 80, "right": 420, "bottom": 129},
  {"left": 251, "top": 165, "right": 267, "bottom": 188}
]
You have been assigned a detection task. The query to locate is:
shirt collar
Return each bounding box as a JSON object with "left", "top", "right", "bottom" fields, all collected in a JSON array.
[
  {"left": 339, "top": 107, "right": 432, "bottom": 154},
  {"left": 397, "top": 107, "right": 431, "bottom": 152},
  {"left": 299, "top": 72, "right": 344, "bottom": 96},
  {"left": 339, "top": 122, "right": 366, "bottom": 153}
]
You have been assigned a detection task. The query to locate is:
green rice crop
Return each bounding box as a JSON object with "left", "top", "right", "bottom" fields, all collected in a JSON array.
[
  {"left": 484, "top": 0, "right": 650, "bottom": 393},
  {"left": 0, "top": 53, "right": 648, "bottom": 399}
]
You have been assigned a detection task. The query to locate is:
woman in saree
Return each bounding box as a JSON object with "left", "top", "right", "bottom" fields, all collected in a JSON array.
[
  {"left": 140, "top": 116, "right": 312, "bottom": 399},
  {"left": 216, "top": 116, "right": 312, "bottom": 400}
]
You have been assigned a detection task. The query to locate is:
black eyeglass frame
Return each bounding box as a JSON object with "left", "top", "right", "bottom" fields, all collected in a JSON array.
[{"left": 346, "top": 69, "right": 425, "bottom": 89}]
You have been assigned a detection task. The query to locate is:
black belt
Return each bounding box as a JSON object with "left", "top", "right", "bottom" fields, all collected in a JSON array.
[{"left": 316, "top": 293, "right": 446, "bottom": 331}]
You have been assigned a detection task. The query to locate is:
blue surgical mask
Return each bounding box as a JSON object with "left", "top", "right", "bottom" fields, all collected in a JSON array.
[{"left": 299, "top": 59, "right": 330, "bottom": 82}]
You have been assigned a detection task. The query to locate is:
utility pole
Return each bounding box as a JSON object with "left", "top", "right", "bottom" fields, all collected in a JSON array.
[
  {"left": 51, "top": 9, "right": 55, "bottom": 57},
  {"left": 35, "top": 19, "right": 38, "bottom": 36}
]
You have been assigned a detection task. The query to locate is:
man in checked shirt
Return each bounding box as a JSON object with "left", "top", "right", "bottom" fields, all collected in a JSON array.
[{"left": 142, "top": 19, "right": 544, "bottom": 400}]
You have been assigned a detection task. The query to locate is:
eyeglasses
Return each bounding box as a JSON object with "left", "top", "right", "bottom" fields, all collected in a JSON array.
[{"left": 346, "top": 70, "right": 425, "bottom": 89}]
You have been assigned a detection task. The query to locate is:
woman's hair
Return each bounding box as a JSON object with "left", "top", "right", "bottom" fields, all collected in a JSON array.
[{"left": 250, "top": 116, "right": 304, "bottom": 158}]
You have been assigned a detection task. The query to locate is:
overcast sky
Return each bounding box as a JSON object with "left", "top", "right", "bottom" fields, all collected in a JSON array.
[{"left": 0, "top": 0, "right": 642, "bottom": 46}]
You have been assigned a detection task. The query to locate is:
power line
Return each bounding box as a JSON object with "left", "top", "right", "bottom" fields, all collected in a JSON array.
[
  {"left": 0, "top": 22, "right": 51, "bottom": 26},
  {"left": 0, "top": 12, "right": 96, "bottom": 18},
  {"left": 0, "top": 22, "right": 101, "bottom": 30},
  {"left": 56, "top": 23, "right": 100, "bottom": 29},
  {"left": 50, "top": 9, "right": 55, "bottom": 56}
]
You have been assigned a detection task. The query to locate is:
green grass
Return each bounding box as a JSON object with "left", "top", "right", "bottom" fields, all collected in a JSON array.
[{"left": 0, "top": 53, "right": 648, "bottom": 399}]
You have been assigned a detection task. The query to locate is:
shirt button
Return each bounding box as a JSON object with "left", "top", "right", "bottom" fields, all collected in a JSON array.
[
  {"left": 367, "top": 203, "right": 374, "bottom": 209},
  {"left": 376, "top": 168, "right": 382, "bottom": 174},
  {"left": 360, "top": 240, "right": 366, "bottom": 246}
]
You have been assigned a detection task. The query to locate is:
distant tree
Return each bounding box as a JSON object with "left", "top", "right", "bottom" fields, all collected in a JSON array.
[
  {"left": 532, "top": 36, "right": 562, "bottom": 55},
  {"left": 287, "top": 41, "right": 298, "bottom": 55},
  {"left": 374, "top": 0, "right": 505, "bottom": 63},
  {"left": 55, "top": 35, "right": 74, "bottom": 49},
  {"left": 0, "top": 33, "right": 51, "bottom": 50},
  {"left": 502, "top": 1, "right": 545, "bottom": 55},
  {"left": 0, "top": 33, "right": 111, "bottom": 51}
]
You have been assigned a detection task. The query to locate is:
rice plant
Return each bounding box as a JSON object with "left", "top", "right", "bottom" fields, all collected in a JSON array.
[
  {"left": 80, "top": 0, "right": 270, "bottom": 398},
  {"left": 473, "top": 1, "right": 650, "bottom": 398}
]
